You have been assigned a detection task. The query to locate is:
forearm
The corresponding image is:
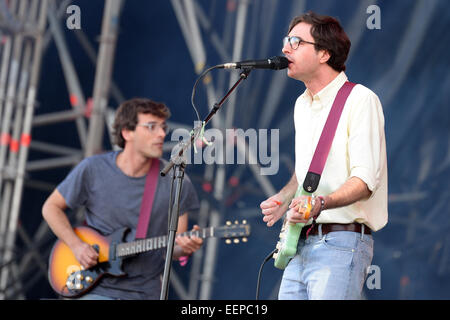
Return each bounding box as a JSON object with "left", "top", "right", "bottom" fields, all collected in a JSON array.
[
  {"left": 42, "top": 203, "right": 82, "bottom": 249},
  {"left": 279, "top": 173, "right": 298, "bottom": 203},
  {"left": 323, "top": 177, "right": 371, "bottom": 210}
]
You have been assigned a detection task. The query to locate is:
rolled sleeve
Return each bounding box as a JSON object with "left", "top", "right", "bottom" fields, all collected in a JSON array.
[
  {"left": 350, "top": 166, "right": 376, "bottom": 192},
  {"left": 348, "top": 89, "right": 385, "bottom": 194}
]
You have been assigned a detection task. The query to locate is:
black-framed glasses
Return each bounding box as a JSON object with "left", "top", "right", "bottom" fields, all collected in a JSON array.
[
  {"left": 137, "top": 122, "right": 169, "bottom": 134},
  {"left": 283, "top": 36, "right": 318, "bottom": 50}
]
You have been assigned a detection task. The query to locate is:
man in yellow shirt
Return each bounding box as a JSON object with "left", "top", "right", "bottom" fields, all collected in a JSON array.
[{"left": 260, "top": 12, "right": 388, "bottom": 299}]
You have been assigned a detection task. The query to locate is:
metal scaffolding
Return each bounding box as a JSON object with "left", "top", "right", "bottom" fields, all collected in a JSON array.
[
  {"left": 0, "top": 0, "right": 49, "bottom": 299},
  {"left": 0, "top": 0, "right": 127, "bottom": 299}
]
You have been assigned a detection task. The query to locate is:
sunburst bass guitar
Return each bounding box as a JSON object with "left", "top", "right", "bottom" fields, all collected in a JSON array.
[{"left": 48, "top": 221, "right": 250, "bottom": 298}]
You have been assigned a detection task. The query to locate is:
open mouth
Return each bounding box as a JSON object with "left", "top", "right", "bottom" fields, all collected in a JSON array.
[{"left": 285, "top": 56, "right": 294, "bottom": 65}]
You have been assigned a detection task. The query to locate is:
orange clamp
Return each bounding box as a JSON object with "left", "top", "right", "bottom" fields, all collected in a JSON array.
[
  {"left": 20, "top": 134, "right": 32, "bottom": 147},
  {"left": 1, "top": 133, "right": 11, "bottom": 146},
  {"left": 10, "top": 139, "right": 19, "bottom": 153}
]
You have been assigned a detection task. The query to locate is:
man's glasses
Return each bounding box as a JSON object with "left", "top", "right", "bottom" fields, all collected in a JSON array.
[
  {"left": 283, "top": 36, "right": 318, "bottom": 50},
  {"left": 137, "top": 122, "right": 169, "bottom": 134}
]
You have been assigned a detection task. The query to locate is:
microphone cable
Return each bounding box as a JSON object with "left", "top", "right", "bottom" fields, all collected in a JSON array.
[
  {"left": 255, "top": 248, "right": 277, "bottom": 300},
  {"left": 190, "top": 64, "right": 222, "bottom": 123}
]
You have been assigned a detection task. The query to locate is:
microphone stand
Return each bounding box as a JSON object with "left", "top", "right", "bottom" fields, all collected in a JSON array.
[{"left": 159, "top": 68, "right": 252, "bottom": 300}]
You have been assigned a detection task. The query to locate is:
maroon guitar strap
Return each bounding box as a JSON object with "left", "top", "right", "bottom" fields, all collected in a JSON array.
[
  {"left": 135, "top": 158, "right": 160, "bottom": 239},
  {"left": 303, "top": 81, "right": 356, "bottom": 193}
]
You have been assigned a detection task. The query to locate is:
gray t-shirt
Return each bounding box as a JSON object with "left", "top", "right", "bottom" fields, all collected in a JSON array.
[{"left": 57, "top": 151, "right": 199, "bottom": 299}]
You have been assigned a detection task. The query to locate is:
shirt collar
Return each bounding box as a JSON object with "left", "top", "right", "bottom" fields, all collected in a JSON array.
[{"left": 301, "top": 72, "right": 348, "bottom": 108}]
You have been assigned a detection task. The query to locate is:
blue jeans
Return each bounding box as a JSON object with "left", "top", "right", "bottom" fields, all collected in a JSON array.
[{"left": 278, "top": 226, "right": 374, "bottom": 300}]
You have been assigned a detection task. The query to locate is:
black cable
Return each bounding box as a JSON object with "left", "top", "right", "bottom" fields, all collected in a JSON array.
[
  {"left": 190, "top": 65, "right": 222, "bottom": 123},
  {"left": 256, "top": 248, "right": 277, "bottom": 300}
]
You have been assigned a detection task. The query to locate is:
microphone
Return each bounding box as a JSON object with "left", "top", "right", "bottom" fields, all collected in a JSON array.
[{"left": 220, "top": 56, "right": 289, "bottom": 70}]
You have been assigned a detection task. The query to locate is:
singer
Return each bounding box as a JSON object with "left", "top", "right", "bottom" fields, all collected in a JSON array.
[
  {"left": 42, "top": 98, "right": 203, "bottom": 300},
  {"left": 260, "top": 11, "right": 388, "bottom": 300}
]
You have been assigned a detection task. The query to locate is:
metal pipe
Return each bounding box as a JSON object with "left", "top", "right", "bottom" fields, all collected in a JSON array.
[
  {"left": 84, "top": 0, "right": 123, "bottom": 157},
  {"left": 47, "top": 2, "right": 88, "bottom": 148}
]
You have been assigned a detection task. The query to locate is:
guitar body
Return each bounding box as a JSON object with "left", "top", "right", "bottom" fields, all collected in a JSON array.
[
  {"left": 274, "top": 222, "right": 304, "bottom": 269},
  {"left": 48, "top": 227, "right": 128, "bottom": 298},
  {"left": 273, "top": 188, "right": 311, "bottom": 270}
]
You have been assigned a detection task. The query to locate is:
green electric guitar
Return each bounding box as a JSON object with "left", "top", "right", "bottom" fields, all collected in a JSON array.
[{"left": 273, "top": 187, "right": 313, "bottom": 269}]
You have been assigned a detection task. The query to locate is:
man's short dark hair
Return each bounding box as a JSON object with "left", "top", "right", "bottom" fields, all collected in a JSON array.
[
  {"left": 112, "top": 98, "right": 171, "bottom": 148},
  {"left": 288, "top": 11, "right": 351, "bottom": 72}
]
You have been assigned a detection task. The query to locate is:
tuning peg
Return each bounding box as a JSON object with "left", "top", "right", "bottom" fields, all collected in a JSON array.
[
  {"left": 225, "top": 239, "right": 232, "bottom": 244},
  {"left": 233, "top": 239, "right": 240, "bottom": 244},
  {"left": 226, "top": 221, "right": 232, "bottom": 226},
  {"left": 242, "top": 220, "right": 247, "bottom": 224},
  {"left": 242, "top": 237, "right": 248, "bottom": 243},
  {"left": 234, "top": 220, "right": 239, "bottom": 225}
]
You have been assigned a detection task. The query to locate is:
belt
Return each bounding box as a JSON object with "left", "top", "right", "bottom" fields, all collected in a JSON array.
[{"left": 300, "top": 223, "right": 371, "bottom": 239}]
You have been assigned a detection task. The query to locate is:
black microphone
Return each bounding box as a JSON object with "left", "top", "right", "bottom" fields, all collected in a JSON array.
[{"left": 219, "top": 56, "right": 289, "bottom": 70}]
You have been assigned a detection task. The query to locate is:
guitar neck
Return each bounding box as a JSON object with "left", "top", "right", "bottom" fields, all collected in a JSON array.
[{"left": 116, "top": 228, "right": 214, "bottom": 258}]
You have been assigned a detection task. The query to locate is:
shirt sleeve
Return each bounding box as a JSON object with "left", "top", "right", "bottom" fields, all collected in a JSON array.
[
  {"left": 57, "top": 158, "right": 91, "bottom": 210},
  {"left": 178, "top": 173, "right": 200, "bottom": 215},
  {"left": 347, "top": 88, "right": 386, "bottom": 193}
]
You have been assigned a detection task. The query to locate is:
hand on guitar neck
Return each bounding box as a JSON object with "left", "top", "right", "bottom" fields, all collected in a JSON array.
[{"left": 174, "top": 225, "right": 203, "bottom": 259}]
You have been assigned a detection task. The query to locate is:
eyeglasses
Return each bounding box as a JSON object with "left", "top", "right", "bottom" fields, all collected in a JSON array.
[
  {"left": 283, "top": 36, "right": 318, "bottom": 50},
  {"left": 137, "top": 122, "right": 169, "bottom": 134}
]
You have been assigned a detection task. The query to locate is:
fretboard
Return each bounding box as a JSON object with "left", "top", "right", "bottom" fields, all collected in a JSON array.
[{"left": 115, "top": 228, "right": 214, "bottom": 258}]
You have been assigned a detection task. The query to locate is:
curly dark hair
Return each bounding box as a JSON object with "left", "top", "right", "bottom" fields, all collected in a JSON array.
[
  {"left": 112, "top": 98, "right": 171, "bottom": 148},
  {"left": 288, "top": 11, "right": 351, "bottom": 72}
]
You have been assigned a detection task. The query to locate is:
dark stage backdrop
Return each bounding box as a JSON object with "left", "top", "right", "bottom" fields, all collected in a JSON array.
[{"left": 16, "top": 0, "right": 450, "bottom": 299}]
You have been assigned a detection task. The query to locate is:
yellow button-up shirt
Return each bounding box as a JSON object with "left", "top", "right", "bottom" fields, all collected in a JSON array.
[{"left": 294, "top": 72, "right": 388, "bottom": 231}]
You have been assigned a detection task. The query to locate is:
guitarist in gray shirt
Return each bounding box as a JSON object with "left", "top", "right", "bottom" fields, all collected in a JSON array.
[{"left": 42, "top": 98, "right": 203, "bottom": 300}]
